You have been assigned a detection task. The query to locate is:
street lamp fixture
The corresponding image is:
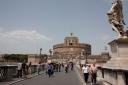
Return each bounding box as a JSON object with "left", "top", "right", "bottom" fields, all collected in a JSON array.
[
  {"left": 85, "top": 55, "right": 87, "bottom": 64},
  {"left": 40, "top": 48, "right": 42, "bottom": 55},
  {"left": 81, "top": 49, "right": 85, "bottom": 58},
  {"left": 39, "top": 48, "right": 42, "bottom": 63},
  {"left": 49, "top": 49, "right": 54, "bottom": 60}
]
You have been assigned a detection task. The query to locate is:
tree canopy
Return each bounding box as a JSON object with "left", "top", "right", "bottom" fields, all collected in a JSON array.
[{"left": 3, "top": 54, "right": 28, "bottom": 62}]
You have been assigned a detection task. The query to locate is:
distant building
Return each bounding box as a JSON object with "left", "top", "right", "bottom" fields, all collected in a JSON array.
[
  {"left": 28, "top": 54, "right": 47, "bottom": 64},
  {"left": 87, "top": 52, "right": 110, "bottom": 65},
  {"left": 0, "top": 54, "right": 4, "bottom": 62},
  {"left": 53, "top": 33, "right": 91, "bottom": 59},
  {"left": 28, "top": 54, "right": 39, "bottom": 64}
]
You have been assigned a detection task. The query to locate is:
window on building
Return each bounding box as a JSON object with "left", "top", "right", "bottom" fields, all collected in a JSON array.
[{"left": 69, "top": 43, "right": 73, "bottom": 45}]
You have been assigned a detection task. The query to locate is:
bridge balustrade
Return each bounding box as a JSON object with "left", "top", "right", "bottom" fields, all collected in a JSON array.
[{"left": 0, "top": 64, "right": 46, "bottom": 81}]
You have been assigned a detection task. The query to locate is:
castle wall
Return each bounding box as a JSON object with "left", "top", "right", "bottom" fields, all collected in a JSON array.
[{"left": 53, "top": 43, "right": 91, "bottom": 59}]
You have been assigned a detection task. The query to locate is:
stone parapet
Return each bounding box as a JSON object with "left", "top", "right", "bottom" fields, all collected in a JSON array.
[{"left": 98, "top": 67, "right": 128, "bottom": 85}]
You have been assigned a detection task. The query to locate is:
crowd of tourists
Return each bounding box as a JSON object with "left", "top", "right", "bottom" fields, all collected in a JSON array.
[
  {"left": 16, "top": 60, "right": 97, "bottom": 84},
  {"left": 16, "top": 60, "right": 74, "bottom": 78},
  {"left": 46, "top": 61, "right": 74, "bottom": 77},
  {"left": 17, "top": 61, "right": 33, "bottom": 78},
  {"left": 17, "top": 61, "right": 43, "bottom": 78}
]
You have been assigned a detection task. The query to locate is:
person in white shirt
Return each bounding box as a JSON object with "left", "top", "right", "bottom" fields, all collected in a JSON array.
[
  {"left": 82, "top": 64, "right": 89, "bottom": 83},
  {"left": 37, "top": 62, "right": 41, "bottom": 75},
  {"left": 17, "top": 62, "right": 22, "bottom": 78}
]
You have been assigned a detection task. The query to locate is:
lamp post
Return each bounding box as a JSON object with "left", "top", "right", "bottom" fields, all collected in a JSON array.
[
  {"left": 81, "top": 49, "right": 84, "bottom": 59},
  {"left": 49, "top": 49, "right": 53, "bottom": 56},
  {"left": 85, "top": 55, "right": 87, "bottom": 64},
  {"left": 40, "top": 48, "right": 42, "bottom": 55},
  {"left": 49, "top": 49, "right": 53, "bottom": 59},
  {"left": 39, "top": 48, "right": 42, "bottom": 63}
]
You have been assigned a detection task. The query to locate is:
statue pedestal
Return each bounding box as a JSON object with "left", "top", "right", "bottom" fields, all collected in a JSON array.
[
  {"left": 103, "top": 38, "right": 128, "bottom": 70},
  {"left": 100, "top": 38, "right": 128, "bottom": 85}
]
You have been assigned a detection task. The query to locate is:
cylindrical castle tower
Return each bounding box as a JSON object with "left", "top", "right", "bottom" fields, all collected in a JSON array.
[{"left": 53, "top": 33, "right": 91, "bottom": 59}]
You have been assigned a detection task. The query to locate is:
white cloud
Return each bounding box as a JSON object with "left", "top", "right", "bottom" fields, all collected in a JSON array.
[
  {"left": 0, "top": 29, "right": 52, "bottom": 54},
  {"left": 0, "top": 30, "right": 51, "bottom": 43}
]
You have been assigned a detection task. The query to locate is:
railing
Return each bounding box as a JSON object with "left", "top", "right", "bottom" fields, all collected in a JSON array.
[
  {"left": 0, "top": 64, "right": 46, "bottom": 81},
  {"left": 0, "top": 66, "right": 8, "bottom": 80}
]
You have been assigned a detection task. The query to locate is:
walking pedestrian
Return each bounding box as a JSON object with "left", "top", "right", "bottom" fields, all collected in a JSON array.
[
  {"left": 28, "top": 62, "right": 32, "bottom": 75},
  {"left": 22, "top": 61, "right": 27, "bottom": 78},
  {"left": 47, "top": 63, "right": 53, "bottom": 77},
  {"left": 70, "top": 62, "right": 74, "bottom": 71},
  {"left": 58, "top": 63, "right": 61, "bottom": 72},
  {"left": 17, "top": 62, "right": 22, "bottom": 78},
  {"left": 61, "top": 63, "right": 64, "bottom": 68},
  {"left": 50, "top": 63, "right": 54, "bottom": 76},
  {"left": 65, "top": 63, "right": 69, "bottom": 73},
  {"left": 37, "top": 62, "right": 41, "bottom": 75},
  {"left": 90, "top": 63, "right": 97, "bottom": 84},
  {"left": 82, "top": 64, "right": 89, "bottom": 84}
]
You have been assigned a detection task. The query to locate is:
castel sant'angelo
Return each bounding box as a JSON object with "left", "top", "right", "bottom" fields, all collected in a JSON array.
[
  {"left": 52, "top": 33, "right": 91, "bottom": 59},
  {"left": 28, "top": 33, "right": 109, "bottom": 64}
]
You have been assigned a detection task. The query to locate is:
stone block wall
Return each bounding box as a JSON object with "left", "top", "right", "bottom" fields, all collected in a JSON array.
[{"left": 98, "top": 68, "right": 127, "bottom": 85}]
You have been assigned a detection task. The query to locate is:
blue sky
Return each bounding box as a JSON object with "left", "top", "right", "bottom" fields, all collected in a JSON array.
[{"left": 0, "top": 0, "right": 128, "bottom": 54}]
